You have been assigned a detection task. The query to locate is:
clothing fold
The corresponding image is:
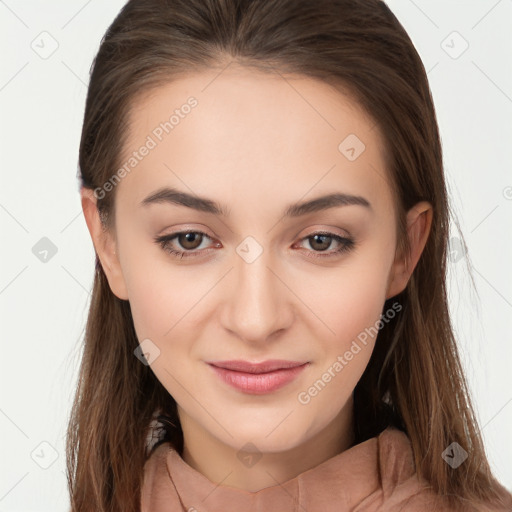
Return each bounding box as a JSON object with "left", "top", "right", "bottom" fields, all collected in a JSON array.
[{"left": 140, "top": 426, "right": 508, "bottom": 512}]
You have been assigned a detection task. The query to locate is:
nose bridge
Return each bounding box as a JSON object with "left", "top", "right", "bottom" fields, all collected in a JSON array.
[{"left": 221, "top": 243, "right": 290, "bottom": 342}]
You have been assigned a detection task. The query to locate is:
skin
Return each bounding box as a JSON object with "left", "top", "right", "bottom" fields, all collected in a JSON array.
[{"left": 81, "top": 64, "right": 432, "bottom": 492}]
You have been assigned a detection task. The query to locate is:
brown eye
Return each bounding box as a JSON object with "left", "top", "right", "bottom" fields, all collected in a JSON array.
[
  {"left": 177, "top": 232, "right": 204, "bottom": 250},
  {"left": 154, "top": 230, "right": 218, "bottom": 259},
  {"left": 295, "top": 231, "right": 356, "bottom": 259},
  {"left": 308, "top": 234, "right": 333, "bottom": 251}
]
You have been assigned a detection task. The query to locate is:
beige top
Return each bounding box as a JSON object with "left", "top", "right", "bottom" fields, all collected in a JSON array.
[{"left": 141, "top": 426, "right": 511, "bottom": 511}]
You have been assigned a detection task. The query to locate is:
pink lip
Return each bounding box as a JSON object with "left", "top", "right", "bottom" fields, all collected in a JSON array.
[{"left": 206, "top": 360, "right": 310, "bottom": 394}]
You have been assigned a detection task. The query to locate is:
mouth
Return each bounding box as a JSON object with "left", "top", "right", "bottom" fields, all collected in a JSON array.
[{"left": 206, "top": 359, "right": 310, "bottom": 394}]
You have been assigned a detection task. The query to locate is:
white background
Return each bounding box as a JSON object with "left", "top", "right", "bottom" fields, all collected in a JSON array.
[{"left": 0, "top": 1, "right": 511, "bottom": 510}]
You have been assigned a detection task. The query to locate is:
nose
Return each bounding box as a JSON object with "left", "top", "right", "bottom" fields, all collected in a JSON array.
[{"left": 219, "top": 246, "right": 294, "bottom": 345}]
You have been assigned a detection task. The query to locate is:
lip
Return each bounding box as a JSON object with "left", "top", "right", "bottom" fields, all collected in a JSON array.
[{"left": 206, "top": 360, "right": 310, "bottom": 394}]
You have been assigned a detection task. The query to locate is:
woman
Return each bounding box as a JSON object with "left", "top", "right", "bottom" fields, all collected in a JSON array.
[{"left": 68, "top": 0, "right": 512, "bottom": 510}]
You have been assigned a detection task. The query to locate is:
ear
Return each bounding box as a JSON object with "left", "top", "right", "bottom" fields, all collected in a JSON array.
[
  {"left": 386, "top": 201, "right": 433, "bottom": 300},
  {"left": 80, "top": 186, "right": 129, "bottom": 300}
]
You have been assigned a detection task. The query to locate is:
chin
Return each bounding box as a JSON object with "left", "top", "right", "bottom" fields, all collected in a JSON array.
[{"left": 217, "top": 422, "right": 309, "bottom": 454}]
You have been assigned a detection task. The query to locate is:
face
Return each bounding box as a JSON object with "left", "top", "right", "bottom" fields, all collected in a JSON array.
[{"left": 83, "top": 65, "right": 424, "bottom": 455}]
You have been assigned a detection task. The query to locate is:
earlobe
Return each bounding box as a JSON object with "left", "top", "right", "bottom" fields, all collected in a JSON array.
[
  {"left": 80, "top": 187, "right": 129, "bottom": 300},
  {"left": 385, "top": 201, "right": 433, "bottom": 300}
]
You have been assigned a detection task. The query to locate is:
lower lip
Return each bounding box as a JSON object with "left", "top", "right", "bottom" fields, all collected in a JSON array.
[{"left": 207, "top": 363, "right": 309, "bottom": 394}]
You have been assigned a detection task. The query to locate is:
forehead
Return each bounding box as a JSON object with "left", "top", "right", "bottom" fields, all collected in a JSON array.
[{"left": 116, "top": 66, "right": 393, "bottom": 218}]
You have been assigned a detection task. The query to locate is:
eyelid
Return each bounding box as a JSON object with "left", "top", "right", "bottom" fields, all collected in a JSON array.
[
  {"left": 295, "top": 224, "right": 351, "bottom": 239},
  {"left": 158, "top": 224, "right": 217, "bottom": 238}
]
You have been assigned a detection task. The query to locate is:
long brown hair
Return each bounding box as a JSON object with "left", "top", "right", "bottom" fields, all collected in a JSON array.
[{"left": 67, "top": 0, "right": 512, "bottom": 510}]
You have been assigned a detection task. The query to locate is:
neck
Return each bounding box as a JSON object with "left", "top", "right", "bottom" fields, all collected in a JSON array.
[{"left": 179, "top": 396, "right": 355, "bottom": 492}]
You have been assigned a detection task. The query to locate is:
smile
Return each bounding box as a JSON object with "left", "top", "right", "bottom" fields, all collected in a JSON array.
[{"left": 206, "top": 360, "right": 310, "bottom": 394}]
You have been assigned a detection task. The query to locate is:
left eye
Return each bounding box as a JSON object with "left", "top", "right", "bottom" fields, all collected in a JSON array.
[
  {"left": 295, "top": 232, "right": 355, "bottom": 258},
  {"left": 154, "top": 230, "right": 355, "bottom": 260},
  {"left": 154, "top": 231, "right": 216, "bottom": 259}
]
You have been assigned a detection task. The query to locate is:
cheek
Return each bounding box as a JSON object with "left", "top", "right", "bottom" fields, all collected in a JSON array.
[
  {"left": 301, "top": 259, "right": 391, "bottom": 350},
  {"left": 295, "top": 269, "right": 389, "bottom": 422},
  {"left": 123, "top": 245, "right": 208, "bottom": 340},
  {"left": 126, "top": 264, "right": 202, "bottom": 400},
  {"left": 126, "top": 273, "right": 176, "bottom": 341}
]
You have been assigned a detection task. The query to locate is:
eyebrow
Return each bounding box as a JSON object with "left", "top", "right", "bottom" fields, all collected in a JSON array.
[{"left": 140, "top": 186, "right": 372, "bottom": 217}]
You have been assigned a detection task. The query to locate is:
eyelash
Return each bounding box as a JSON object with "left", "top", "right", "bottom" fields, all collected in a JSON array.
[{"left": 154, "top": 230, "right": 356, "bottom": 260}]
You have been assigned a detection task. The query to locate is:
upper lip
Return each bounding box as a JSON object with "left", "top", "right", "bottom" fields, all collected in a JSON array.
[{"left": 207, "top": 359, "right": 308, "bottom": 374}]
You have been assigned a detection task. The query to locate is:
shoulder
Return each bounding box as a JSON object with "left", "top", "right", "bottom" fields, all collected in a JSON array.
[
  {"left": 374, "top": 426, "right": 418, "bottom": 490},
  {"left": 141, "top": 441, "right": 180, "bottom": 511},
  {"left": 369, "top": 427, "right": 443, "bottom": 510},
  {"left": 370, "top": 427, "right": 512, "bottom": 512},
  {"left": 142, "top": 441, "right": 170, "bottom": 488}
]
